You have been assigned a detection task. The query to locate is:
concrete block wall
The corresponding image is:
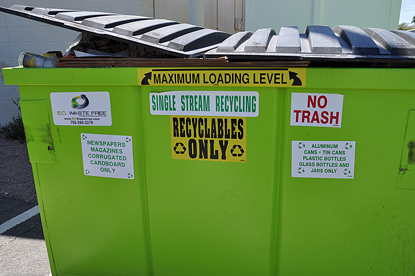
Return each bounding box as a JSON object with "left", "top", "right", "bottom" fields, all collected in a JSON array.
[{"left": 0, "top": 0, "right": 190, "bottom": 127}]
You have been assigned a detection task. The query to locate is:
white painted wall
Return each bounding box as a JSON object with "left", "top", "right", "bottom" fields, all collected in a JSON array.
[
  {"left": 0, "top": 0, "right": 190, "bottom": 126},
  {"left": 204, "top": 0, "right": 245, "bottom": 33},
  {"left": 245, "top": 0, "right": 402, "bottom": 33},
  {"left": 190, "top": 0, "right": 204, "bottom": 26}
]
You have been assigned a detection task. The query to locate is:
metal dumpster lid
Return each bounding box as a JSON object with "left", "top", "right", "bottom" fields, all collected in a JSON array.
[
  {"left": 205, "top": 25, "right": 415, "bottom": 64},
  {"left": 0, "top": 5, "right": 231, "bottom": 58}
]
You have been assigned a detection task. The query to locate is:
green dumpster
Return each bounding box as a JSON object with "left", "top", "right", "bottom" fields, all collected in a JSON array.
[
  {"left": 4, "top": 65, "right": 415, "bottom": 276},
  {"left": 3, "top": 4, "right": 415, "bottom": 276}
]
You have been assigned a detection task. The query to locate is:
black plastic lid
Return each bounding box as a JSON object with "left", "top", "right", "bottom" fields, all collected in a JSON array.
[{"left": 205, "top": 25, "right": 415, "bottom": 64}]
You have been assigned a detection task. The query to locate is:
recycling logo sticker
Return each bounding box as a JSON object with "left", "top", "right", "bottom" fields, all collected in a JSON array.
[
  {"left": 50, "top": 92, "right": 112, "bottom": 126},
  {"left": 230, "top": 145, "right": 245, "bottom": 157},
  {"left": 297, "top": 167, "right": 305, "bottom": 174},
  {"left": 343, "top": 169, "right": 352, "bottom": 176},
  {"left": 170, "top": 116, "right": 247, "bottom": 163},
  {"left": 292, "top": 141, "right": 356, "bottom": 179},
  {"left": 174, "top": 142, "right": 187, "bottom": 154}
]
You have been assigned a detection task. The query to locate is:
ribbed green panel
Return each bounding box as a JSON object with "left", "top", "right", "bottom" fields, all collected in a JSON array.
[{"left": 3, "top": 67, "right": 415, "bottom": 275}]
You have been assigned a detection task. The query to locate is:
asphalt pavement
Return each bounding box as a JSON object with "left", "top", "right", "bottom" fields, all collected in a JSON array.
[{"left": 0, "top": 196, "right": 51, "bottom": 276}]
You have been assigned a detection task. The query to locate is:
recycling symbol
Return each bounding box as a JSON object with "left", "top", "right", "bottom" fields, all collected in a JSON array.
[
  {"left": 174, "top": 142, "right": 186, "bottom": 154},
  {"left": 298, "top": 167, "right": 305, "bottom": 174},
  {"left": 345, "top": 143, "right": 352, "bottom": 150},
  {"left": 343, "top": 169, "right": 351, "bottom": 176},
  {"left": 298, "top": 142, "right": 305, "bottom": 149},
  {"left": 231, "top": 145, "right": 245, "bottom": 157}
]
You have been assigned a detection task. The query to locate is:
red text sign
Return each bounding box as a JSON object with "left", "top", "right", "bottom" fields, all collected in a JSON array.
[{"left": 290, "top": 93, "right": 343, "bottom": 128}]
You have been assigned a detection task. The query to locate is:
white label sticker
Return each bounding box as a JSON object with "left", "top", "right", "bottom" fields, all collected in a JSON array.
[
  {"left": 51, "top": 92, "right": 112, "bottom": 126},
  {"left": 290, "top": 93, "right": 343, "bottom": 128},
  {"left": 292, "top": 141, "right": 355, "bottom": 179},
  {"left": 81, "top": 133, "right": 134, "bottom": 179},
  {"left": 149, "top": 91, "right": 259, "bottom": 117}
]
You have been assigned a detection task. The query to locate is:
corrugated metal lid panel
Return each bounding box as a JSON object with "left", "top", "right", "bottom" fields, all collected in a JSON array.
[
  {"left": 0, "top": 5, "right": 231, "bottom": 57},
  {"left": 205, "top": 25, "right": 415, "bottom": 61}
]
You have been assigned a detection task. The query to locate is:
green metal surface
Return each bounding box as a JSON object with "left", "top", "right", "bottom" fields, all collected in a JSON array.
[
  {"left": 398, "top": 110, "right": 415, "bottom": 190},
  {"left": 2, "top": 67, "right": 415, "bottom": 276}
]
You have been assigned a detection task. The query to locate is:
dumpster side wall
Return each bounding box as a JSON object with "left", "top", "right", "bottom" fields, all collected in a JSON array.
[
  {"left": 4, "top": 67, "right": 415, "bottom": 276},
  {"left": 276, "top": 68, "right": 415, "bottom": 276},
  {"left": 16, "top": 80, "right": 153, "bottom": 276},
  {"left": 140, "top": 83, "right": 282, "bottom": 276}
]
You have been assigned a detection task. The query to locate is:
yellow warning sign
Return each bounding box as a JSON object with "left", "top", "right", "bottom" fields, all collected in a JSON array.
[
  {"left": 139, "top": 68, "right": 306, "bottom": 87},
  {"left": 170, "top": 116, "right": 246, "bottom": 162}
]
